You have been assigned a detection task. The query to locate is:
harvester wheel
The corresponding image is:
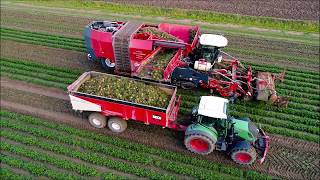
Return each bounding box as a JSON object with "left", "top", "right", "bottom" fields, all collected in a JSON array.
[
  {"left": 231, "top": 146, "right": 257, "bottom": 165},
  {"left": 184, "top": 134, "right": 215, "bottom": 155},
  {"left": 101, "top": 58, "right": 115, "bottom": 72},
  {"left": 108, "top": 117, "right": 127, "bottom": 133},
  {"left": 88, "top": 113, "right": 106, "bottom": 128},
  {"left": 180, "top": 81, "right": 197, "bottom": 90}
]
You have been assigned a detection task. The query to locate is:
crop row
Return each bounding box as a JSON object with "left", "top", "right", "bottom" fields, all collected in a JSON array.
[
  {"left": 226, "top": 47, "right": 318, "bottom": 64},
  {"left": 0, "top": 27, "right": 83, "bottom": 42},
  {"left": 179, "top": 88, "right": 319, "bottom": 123},
  {"left": 0, "top": 141, "right": 99, "bottom": 176},
  {"left": 1, "top": 56, "right": 318, "bottom": 142},
  {"left": 2, "top": 118, "right": 153, "bottom": 165},
  {"left": 0, "top": 110, "right": 272, "bottom": 180},
  {"left": 1, "top": 58, "right": 80, "bottom": 79},
  {"left": 2, "top": 26, "right": 319, "bottom": 79},
  {"left": 0, "top": 128, "right": 177, "bottom": 180},
  {"left": 0, "top": 28, "right": 84, "bottom": 52},
  {"left": 0, "top": 167, "right": 32, "bottom": 180},
  {"left": 0, "top": 31, "right": 84, "bottom": 48},
  {"left": 231, "top": 111, "right": 319, "bottom": 142},
  {"left": 0, "top": 118, "right": 250, "bottom": 180},
  {"left": 0, "top": 153, "right": 78, "bottom": 179}
]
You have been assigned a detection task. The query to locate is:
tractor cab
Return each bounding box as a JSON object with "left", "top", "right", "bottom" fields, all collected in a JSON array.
[{"left": 190, "top": 34, "right": 228, "bottom": 71}]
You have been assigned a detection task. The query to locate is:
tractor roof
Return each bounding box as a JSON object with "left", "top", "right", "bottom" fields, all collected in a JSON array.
[
  {"left": 199, "top": 34, "right": 228, "bottom": 48},
  {"left": 198, "top": 96, "right": 229, "bottom": 119}
]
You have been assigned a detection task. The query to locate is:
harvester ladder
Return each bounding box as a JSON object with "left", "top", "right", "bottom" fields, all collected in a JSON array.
[{"left": 113, "top": 21, "right": 142, "bottom": 75}]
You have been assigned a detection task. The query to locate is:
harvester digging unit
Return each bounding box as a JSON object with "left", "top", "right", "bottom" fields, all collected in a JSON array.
[{"left": 84, "top": 21, "right": 288, "bottom": 106}]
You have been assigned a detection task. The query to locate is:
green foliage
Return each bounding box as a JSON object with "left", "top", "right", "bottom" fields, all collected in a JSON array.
[
  {"left": 0, "top": 110, "right": 272, "bottom": 179},
  {"left": 78, "top": 75, "right": 171, "bottom": 108},
  {"left": 0, "top": 154, "right": 77, "bottom": 179},
  {"left": 0, "top": 167, "right": 32, "bottom": 180},
  {"left": 22, "top": 0, "right": 319, "bottom": 33},
  {"left": 1, "top": 141, "right": 99, "bottom": 176},
  {"left": 0, "top": 27, "right": 85, "bottom": 52}
]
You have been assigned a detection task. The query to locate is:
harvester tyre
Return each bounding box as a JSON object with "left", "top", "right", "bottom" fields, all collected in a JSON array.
[
  {"left": 88, "top": 113, "right": 106, "bottom": 129},
  {"left": 231, "top": 146, "right": 257, "bottom": 165},
  {"left": 101, "top": 58, "right": 115, "bottom": 72},
  {"left": 184, "top": 133, "right": 215, "bottom": 155},
  {"left": 108, "top": 117, "right": 127, "bottom": 133},
  {"left": 180, "top": 81, "right": 197, "bottom": 90}
]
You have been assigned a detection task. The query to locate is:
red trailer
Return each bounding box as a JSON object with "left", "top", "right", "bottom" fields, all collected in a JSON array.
[{"left": 67, "top": 71, "right": 181, "bottom": 132}]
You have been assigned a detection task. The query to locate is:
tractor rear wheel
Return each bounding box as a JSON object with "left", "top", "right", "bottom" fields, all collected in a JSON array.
[
  {"left": 88, "top": 113, "right": 106, "bottom": 128},
  {"left": 231, "top": 146, "right": 257, "bottom": 165},
  {"left": 108, "top": 117, "right": 127, "bottom": 133},
  {"left": 184, "top": 134, "right": 215, "bottom": 155},
  {"left": 101, "top": 58, "right": 115, "bottom": 72}
]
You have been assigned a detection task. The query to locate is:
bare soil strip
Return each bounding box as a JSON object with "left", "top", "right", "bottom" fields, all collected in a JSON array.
[
  {"left": 1, "top": 79, "right": 319, "bottom": 179},
  {"left": 106, "top": 0, "right": 320, "bottom": 21}
]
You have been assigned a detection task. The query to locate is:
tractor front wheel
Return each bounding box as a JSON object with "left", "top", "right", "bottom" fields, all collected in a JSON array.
[
  {"left": 108, "top": 117, "right": 127, "bottom": 133},
  {"left": 184, "top": 134, "right": 215, "bottom": 155},
  {"left": 231, "top": 147, "right": 257, "bottom": 165}
]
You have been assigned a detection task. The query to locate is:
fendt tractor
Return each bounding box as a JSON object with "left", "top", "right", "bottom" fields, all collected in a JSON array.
[
  {"left": 84, "top": 21, "right": 288, "bottom": 106},
  {"left": 68, "top": 72, "right": 269, "bottom": 165}
]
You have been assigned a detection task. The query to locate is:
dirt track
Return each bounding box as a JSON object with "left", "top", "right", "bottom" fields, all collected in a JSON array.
[
  {"left": 106, "top": 0, "right": 320, "bottom": 21},
  {"left": 1, "top": 78, "right": 319, "bottom": 179}
]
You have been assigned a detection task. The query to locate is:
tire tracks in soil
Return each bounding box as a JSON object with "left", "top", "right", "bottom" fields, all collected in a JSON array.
[{"left": 1, "top": 78, "right": 319, "bottom": 179}]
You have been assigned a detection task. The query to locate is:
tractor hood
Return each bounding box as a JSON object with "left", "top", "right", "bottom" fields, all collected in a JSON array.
[{"left": 232, "top": 118, "right": 259, "bottom": 142}]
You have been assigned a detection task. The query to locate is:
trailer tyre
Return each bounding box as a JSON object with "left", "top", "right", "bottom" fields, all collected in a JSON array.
[
  {"left": 184, "top": 133, "right": 215, "bottom": 155},
  {"left": 88, "top": 113, "right": 106, "bottom": 128},
  {"left": 108, "top": 117, "right": 127, "bottom": 133},
  {"left": 231, "top": 146, "right": 257, "bottom": 165}
]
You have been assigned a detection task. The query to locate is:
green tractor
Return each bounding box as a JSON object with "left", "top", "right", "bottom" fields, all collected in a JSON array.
[{"left": 184, "top": 96, "right": 269, "bottom": 165}]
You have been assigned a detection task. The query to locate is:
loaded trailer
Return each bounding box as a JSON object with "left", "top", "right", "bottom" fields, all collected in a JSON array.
[
  {"left": 84, "top": 21, "right": 288, "bottom": 106},
  {"left": 68, "top": 71, "right": 269, "bottom": 165}
]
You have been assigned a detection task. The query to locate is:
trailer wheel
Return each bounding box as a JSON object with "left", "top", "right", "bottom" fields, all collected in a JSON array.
[
  {"left": 101, "top": 58, "right": 115, "bottom": 72},
  {"left": 88, "top": 113, "right": 106, "bottom": 128},
  {"left": 231, "top": 147, "right": 257, "bottom": 165},
  {"left": 184, "top": 134, "right": 215, "bottom": 155},
  {"left": 180, "top": 81, "right": 197, "bottom": 90},
  {"left": 108, "top": 117, "right": 127, "bottom": 133}
]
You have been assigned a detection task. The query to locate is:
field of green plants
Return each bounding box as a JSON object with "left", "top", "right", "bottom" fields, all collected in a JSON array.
[
  {"left": 0, "top": 110, "right": 273, "bottom": 179},
  {"left": 1, "top": 26, "right": 319, "bottom": 143},
  {"left": 0, "top": 0, "right": 319, "bottom": 179}
]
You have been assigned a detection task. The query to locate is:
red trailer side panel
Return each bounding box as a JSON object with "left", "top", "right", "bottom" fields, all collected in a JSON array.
[{"left": 74, "top": 94, "right": 169, "bottom": 127}]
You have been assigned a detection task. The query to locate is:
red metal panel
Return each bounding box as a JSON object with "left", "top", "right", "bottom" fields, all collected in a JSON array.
[
  {"left": 129, "top": 39, "right": 153, "bottom": 62},
  {"left": 158, "top": 23, "right": 196, "bottom": 44},
  {"left": 163, "top": 49, "right": 187, "bottom": 80},
  {"left": 91, "top": 30, "right": 115, "bottom": 61},
  {"left": 75, "top": 94, "right": 169, "bottom": 127}
]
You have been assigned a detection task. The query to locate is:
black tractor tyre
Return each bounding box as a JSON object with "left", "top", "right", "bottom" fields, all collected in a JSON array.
[
  {"left": 180, "top": 81, "right": 197, "bottom": 90},
  {"left": 108, "top": 117, "right": 127, "bottom": 133},
  {"left": 184, "top": 133, "right": 216, "bottom": 155},
  {"left": 230, "top": 146, "right": 257, "bottom": 165},
  {"left": 101, "top": 58, "right": 115, "bottom": 72},
  {"left": 88, "top": 113, "right": 107, "bottom": 128}
]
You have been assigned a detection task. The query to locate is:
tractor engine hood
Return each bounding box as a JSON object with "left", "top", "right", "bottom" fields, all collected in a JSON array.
[{"left": 231, "top": 118, "right": 259, "bottom": 142}]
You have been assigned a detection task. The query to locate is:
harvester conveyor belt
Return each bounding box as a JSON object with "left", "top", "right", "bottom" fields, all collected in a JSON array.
[{"left": 113, "top": 21, "right": 143, "bottom": 74}]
